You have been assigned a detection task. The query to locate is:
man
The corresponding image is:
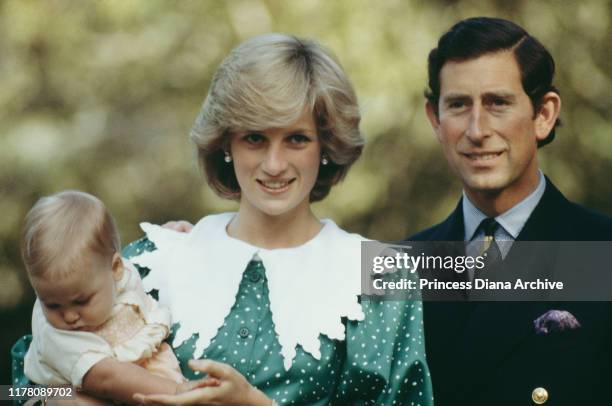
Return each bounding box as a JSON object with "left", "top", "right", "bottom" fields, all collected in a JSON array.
[{"left": 410, "top": 17, "right": 612, "bottom": 405}]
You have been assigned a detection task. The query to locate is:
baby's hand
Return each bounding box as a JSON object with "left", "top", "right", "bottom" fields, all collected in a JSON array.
[{"left": 175, "top": 376, "right": 221, "bottom": 395}]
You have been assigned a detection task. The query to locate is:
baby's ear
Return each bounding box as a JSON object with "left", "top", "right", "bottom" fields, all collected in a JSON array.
[{"left": 111, "top": 253, "right": 124, "bottom": 282}]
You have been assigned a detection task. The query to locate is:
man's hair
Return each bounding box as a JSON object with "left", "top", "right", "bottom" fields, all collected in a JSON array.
[
  {"left": 190, "top": 33, "right": 364, "bottom": 202},
  {"left": 425, "top": 17, "right": 561, "bottom": 147},
  {"left": 21, "top": 190, "right": 121, "bottom": 279}
]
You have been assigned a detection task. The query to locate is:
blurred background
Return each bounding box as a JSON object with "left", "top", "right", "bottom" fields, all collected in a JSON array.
[{"left": 1, "top": 0, "right": 611, "bottom": 382}]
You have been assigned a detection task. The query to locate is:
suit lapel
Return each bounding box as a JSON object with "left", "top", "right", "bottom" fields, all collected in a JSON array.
[
  {"left": 516, "top": 177, "right": 568, "bottom": 242},
  {"left": 421, "top": 199, "right": 472, "bottom": 396},
  {"left": 431, "top": 199, "right": 465, "bottom": 241}
]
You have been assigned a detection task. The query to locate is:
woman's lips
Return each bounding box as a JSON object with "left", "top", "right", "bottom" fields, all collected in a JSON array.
[{"left": 257, "top": 178, "right": 296, "bottom": 194}]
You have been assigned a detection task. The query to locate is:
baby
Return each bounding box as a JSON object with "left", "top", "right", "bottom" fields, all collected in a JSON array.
[{"left": 21, "top": 190, "right": 214, "bottom": 404}]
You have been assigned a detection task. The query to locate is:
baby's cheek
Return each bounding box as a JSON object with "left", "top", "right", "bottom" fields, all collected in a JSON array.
[{"left": 45, "top": 312, "right": 63, "bottom": 329}]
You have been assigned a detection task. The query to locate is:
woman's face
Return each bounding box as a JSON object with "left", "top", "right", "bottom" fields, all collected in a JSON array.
[{"left": 230, "top": 111, "right": 321, "bottom": 218}]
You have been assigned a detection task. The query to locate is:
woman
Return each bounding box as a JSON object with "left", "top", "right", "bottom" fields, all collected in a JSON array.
[{"left": 14, "top": 34, "right": 432, "bottom": 405}]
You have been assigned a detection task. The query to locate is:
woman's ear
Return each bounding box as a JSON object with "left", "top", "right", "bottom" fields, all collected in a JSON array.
[
  {"left": 534, "top": 91, "right": 561, "bottom": 142},
  {"left": 111, "top": 253, "right": 124, "bottom": 282}
]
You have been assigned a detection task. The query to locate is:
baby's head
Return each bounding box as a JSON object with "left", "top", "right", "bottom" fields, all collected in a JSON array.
[{"left": 22, "top": 190, "right": 123, "bottom": 331}]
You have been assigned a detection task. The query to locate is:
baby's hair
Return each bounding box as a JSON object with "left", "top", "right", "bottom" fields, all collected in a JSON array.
[{"left": 21, "top": 190, "right": 121, "bottom": 279}]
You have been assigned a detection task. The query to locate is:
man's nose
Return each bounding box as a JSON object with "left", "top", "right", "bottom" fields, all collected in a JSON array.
[
  {"left": 261, "top": 144, "right": 288, "bottom": 175},
  {"left": 465, "top": 105, "right": 490, "bottom": 142}
]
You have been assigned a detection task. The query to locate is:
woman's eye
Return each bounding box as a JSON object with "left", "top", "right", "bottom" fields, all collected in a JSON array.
[
  {"left": 45, "top": 303, "right": 60, "bottom": 310},
  {"left": 75, "top": 298, "right": 90, "bottom": 306},
  {"left": 288, "top": 134, "right": 311, "bottom": 144},
  {"left": 243, "top": 133, "right": 265, "bottom": 144}
]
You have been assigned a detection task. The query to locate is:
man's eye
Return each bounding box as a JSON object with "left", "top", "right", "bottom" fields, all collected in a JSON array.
[
  {"left": 243, "top": 133, "right": 265, "bottom": 144},
  {"left": 288, "top": 134, "right": 311, "bottom": 144},
  {"left": 448, "top": 101, "right": 465, "bottom": 109},
  {"left": 492, "top": 98, "right": 509, "bottom": 106}
]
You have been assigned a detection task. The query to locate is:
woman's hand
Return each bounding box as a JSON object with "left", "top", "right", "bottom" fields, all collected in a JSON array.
[
  {"left": 176, "top": 375, "right": 221, "bottom": 394},
  {"left": 161, "top": 221, "right": 194, "bottom": 233},
  {"left": 133, "top": 360, "right": 272, "bottom": 406}
]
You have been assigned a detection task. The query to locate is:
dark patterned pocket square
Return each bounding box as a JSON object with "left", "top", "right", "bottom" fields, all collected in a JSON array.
[{"left": 533, "top": 309, "right": 581, "bottom": 334}]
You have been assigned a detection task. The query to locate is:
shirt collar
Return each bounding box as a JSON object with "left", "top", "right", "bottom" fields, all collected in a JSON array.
[
  {"left": 463, "top": 170, "right": 546, "bottom": 241},
  {"left": 132, "top": 212, "right": 365, "bottom": 370}
]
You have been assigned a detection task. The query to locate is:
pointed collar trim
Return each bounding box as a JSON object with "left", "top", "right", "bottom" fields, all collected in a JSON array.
[{"left": 131, "top": 212, "right": 365, "bottom": 370}]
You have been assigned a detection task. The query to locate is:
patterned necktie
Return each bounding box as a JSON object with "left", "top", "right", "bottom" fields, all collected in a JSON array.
[{"left": 479, "top": 217, "right": 502, "bottom": 272}]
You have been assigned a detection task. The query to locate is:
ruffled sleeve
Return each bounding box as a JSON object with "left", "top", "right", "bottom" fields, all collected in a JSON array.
[{"left": 108, "top": 317, "right": 170, "bottom": 363}]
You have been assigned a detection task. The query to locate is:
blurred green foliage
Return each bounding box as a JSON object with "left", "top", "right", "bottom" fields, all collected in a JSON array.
[{"left": 1, "top": 0, "right": 611, "bottom": 380}]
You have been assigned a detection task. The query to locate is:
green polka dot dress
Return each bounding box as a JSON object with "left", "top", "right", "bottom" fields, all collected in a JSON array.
[{"left": 155, "top": 258, "right": 432, "bottom": 405}]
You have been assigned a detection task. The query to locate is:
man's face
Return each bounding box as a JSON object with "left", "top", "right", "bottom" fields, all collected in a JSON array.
[{"left": 426, "top": 51, "right": 550, "bottom": 207}]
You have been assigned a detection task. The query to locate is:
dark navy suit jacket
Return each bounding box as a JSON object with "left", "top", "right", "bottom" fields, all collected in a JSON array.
[{"left": 409, "top": 178, "right": 612, "bottom": 406}]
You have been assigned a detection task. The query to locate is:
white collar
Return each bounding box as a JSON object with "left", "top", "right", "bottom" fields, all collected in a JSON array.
[
  {"left": 131, "top": 212, "right": 365, "bottom": 370},
  {"left": 463, "top": 170, "right": 546, "bottom": 240}
]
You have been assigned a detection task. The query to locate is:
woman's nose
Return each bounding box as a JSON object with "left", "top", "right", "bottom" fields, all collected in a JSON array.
[{"left": 261, "top": 145, "right": 288, "bottom": 175}]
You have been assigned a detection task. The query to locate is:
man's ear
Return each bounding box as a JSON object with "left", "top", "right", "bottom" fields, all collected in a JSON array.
[
  {"left": 111, "top": 253, "right": 124, "bottom": 282},
  {"left": 534, "top": 91, "right": 561, "bottom": 142},
  {"left": 425, "top": 101, "right": 442, "bottom": 142}
]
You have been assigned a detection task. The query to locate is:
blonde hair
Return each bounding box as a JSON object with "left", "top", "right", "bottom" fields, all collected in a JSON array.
[
  {"left": 21, "top": 190, "right": 121, "bottom": 279},
  {"left": 191, "top": 33, "right": 364, "bottom": 202}
]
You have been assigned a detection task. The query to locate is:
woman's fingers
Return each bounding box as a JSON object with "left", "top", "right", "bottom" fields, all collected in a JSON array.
[
  {"left": 188, "top": 359, "right": 232, "bottom": 379},
  {"left": 161, "top": 220, "right": 194, "bottom": 233},
  {"left": 182, "top": 377, "right": 221, "bottom": 391}
]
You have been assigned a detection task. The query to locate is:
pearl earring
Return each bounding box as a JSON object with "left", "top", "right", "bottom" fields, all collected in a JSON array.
[
  {"left": 321, "top": 155, "right": 329, "bottom": 165},
  {"left": 224, "top": 151, "right": 232, "bottom": 163}
]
